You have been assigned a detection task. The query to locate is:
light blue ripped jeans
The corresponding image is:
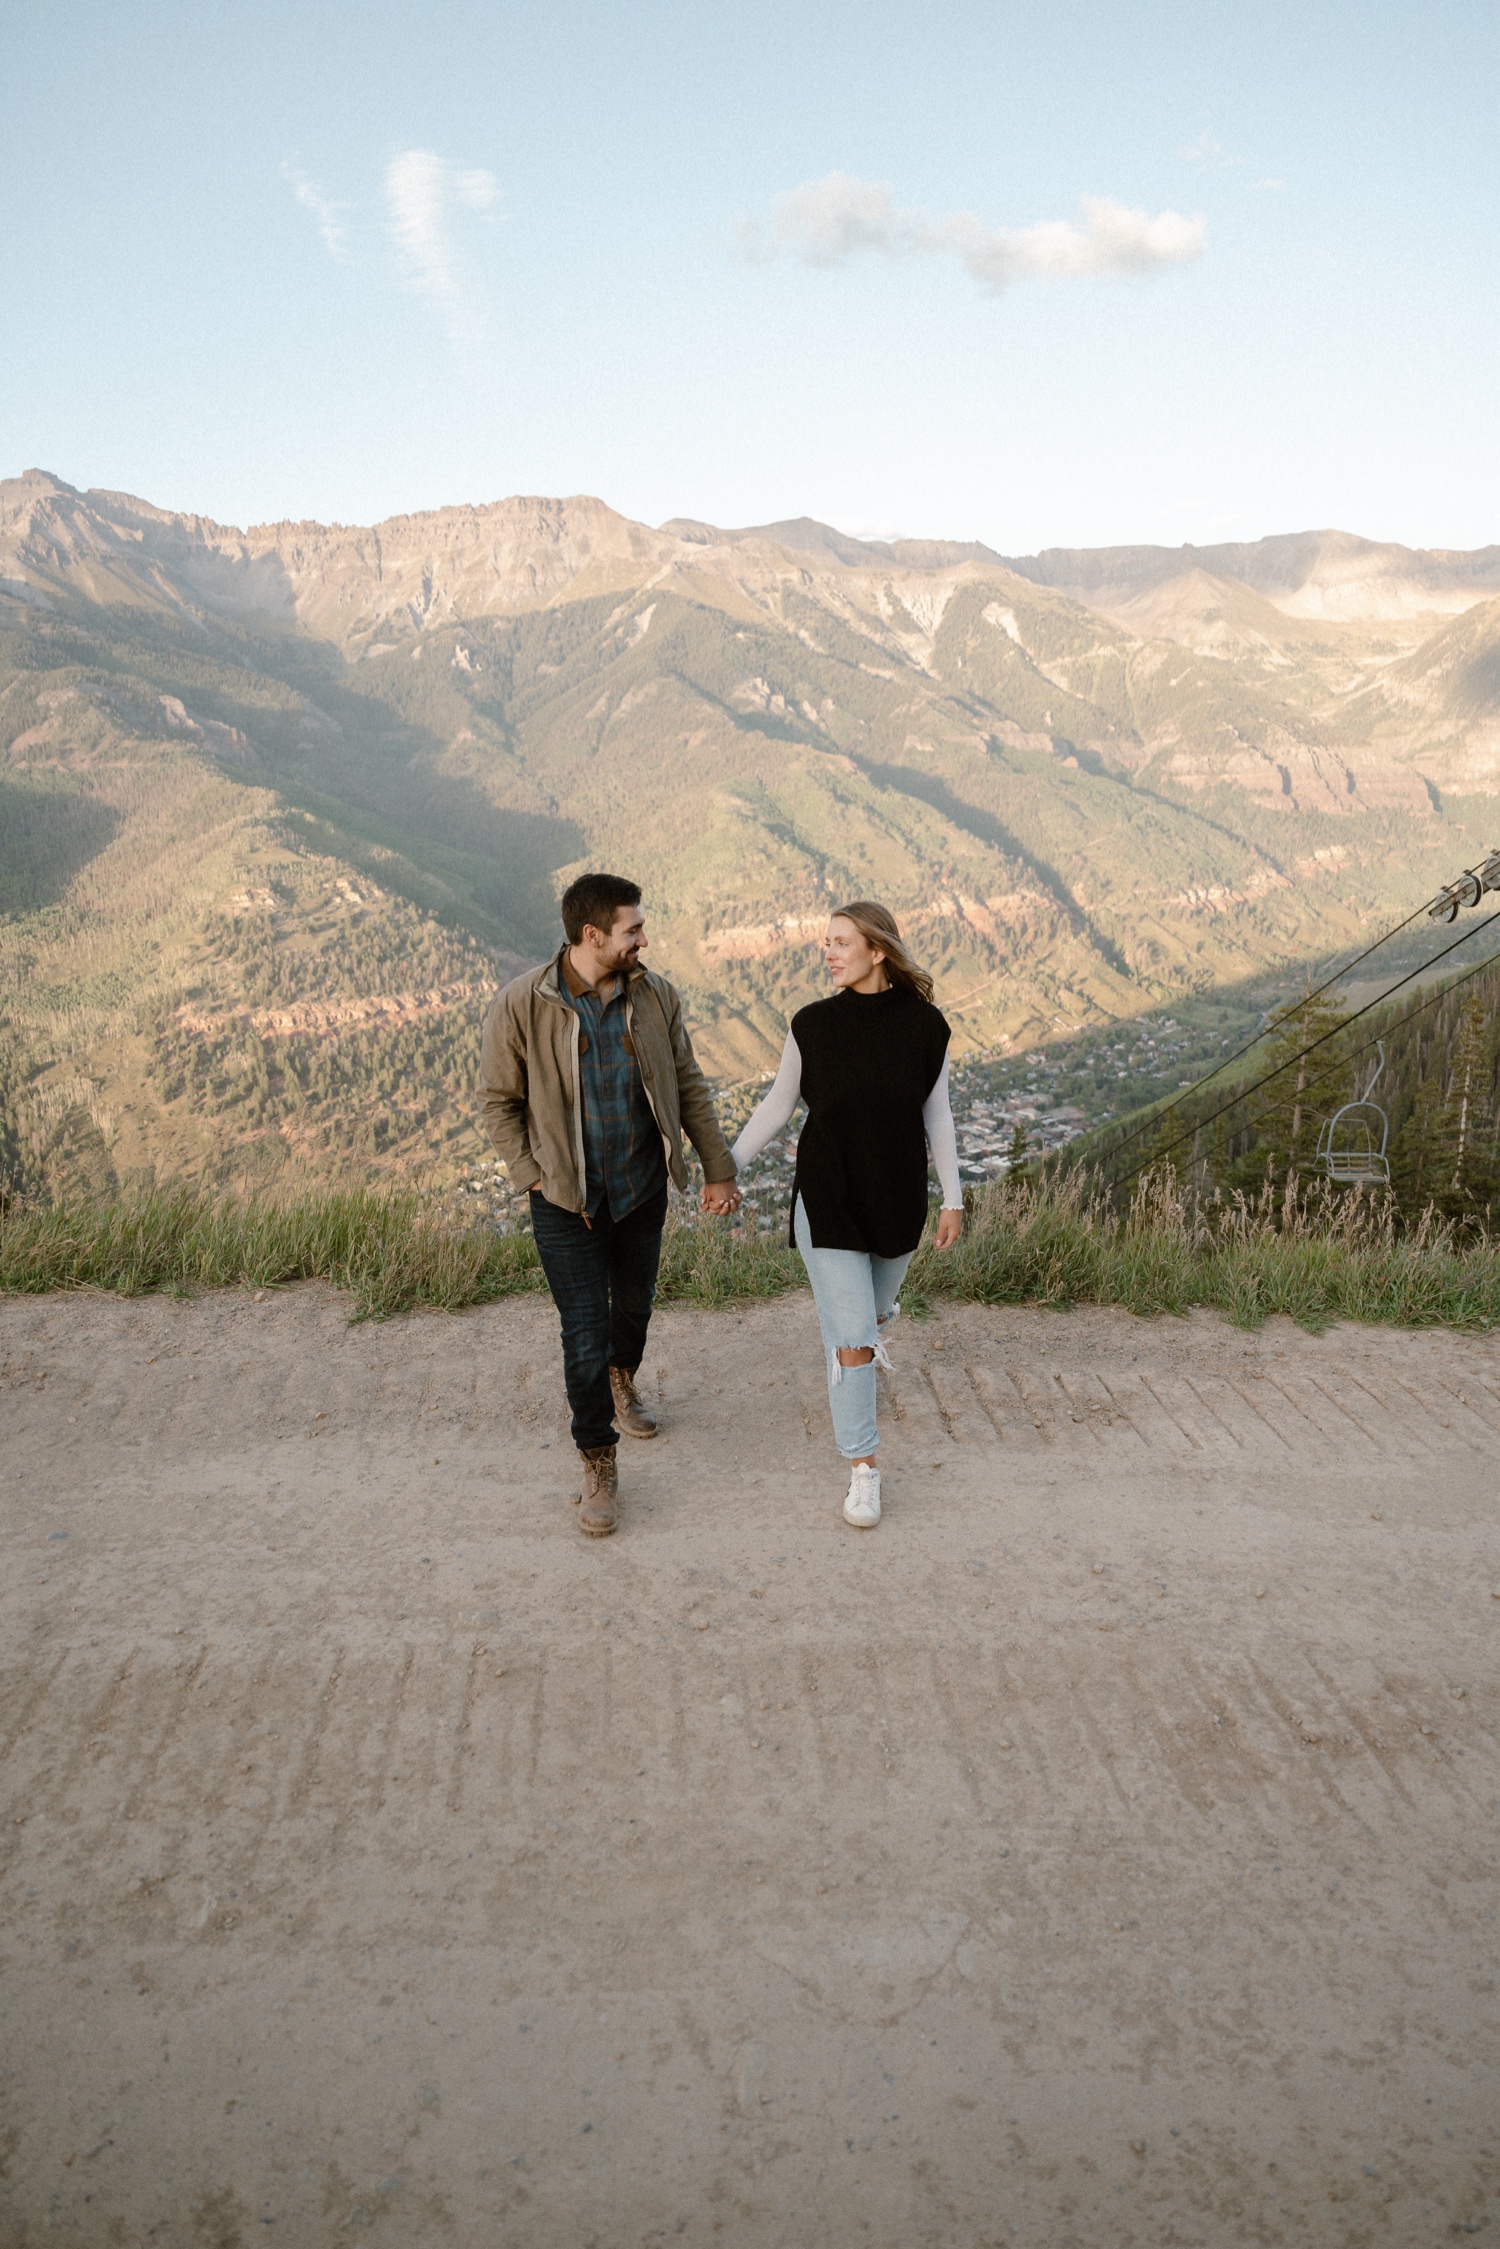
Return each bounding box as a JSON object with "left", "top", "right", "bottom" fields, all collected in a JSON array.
[{"left": 794, "top": 1196, "right": 914, "bottom": 1458}]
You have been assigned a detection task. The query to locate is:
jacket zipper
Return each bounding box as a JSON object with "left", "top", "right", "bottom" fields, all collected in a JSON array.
[
  {"left": 567, "top": 1002, "right": 590, "bottom": 1223},
  {"left": 627, "top": 984, "right": 675, "bottom": 1175}
]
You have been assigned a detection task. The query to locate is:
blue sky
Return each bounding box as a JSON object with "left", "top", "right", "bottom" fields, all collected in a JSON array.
[{"left": 4, "top": 0, "right": 1497, "bottom": 551}]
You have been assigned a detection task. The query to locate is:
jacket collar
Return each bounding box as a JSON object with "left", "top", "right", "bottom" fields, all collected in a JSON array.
[
  {"left": 536, "top": 949, "right": 569, "bottom": 1005},
  {"left": 546, "top": 944, "right": 646, "bottom": 1003}
]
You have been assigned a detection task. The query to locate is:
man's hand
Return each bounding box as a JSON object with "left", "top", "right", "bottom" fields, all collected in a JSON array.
[
  {"left": 701, "top": 1180, "right": 741, "bottom": 1216},
  {"left": 934, "top": 1207, "right": 964, "bottom": 1252}
]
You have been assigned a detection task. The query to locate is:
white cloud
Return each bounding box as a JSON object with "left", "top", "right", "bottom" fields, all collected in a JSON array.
[
  {"left": 948, "top": 198, "right": 1204, "bottom": 289},
  {"left": 384, "top": 149, "right": 500, "bottom": 347},
  {"left": 742, "top": 171, "right": 1204, "bottom": 296},
  {"left": 1176, "top": 130, "right": 1222, "bottom": 164},
  {"left": 284, "top": 166, "right": 353, "bottom": 259},
  {"left": 747, "top": 173, "right": 922, "bottom": 265},
  {"left": 385, "top": 149, "right": 456, "bottom": 300}
]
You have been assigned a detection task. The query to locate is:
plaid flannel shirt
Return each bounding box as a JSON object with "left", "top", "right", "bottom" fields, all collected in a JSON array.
[{"left": 562, "top": 956, "right": 667, "bottom": 1219}]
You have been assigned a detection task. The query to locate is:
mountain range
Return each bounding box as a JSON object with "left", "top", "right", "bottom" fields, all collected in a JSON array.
[{"left": 4, "top": 467, "right": 1500, "bottom": 1196}]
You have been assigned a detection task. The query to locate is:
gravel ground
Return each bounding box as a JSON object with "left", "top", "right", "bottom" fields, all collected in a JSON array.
[{"left": 1, "top": 1284, "right": 1497, "bottom": 2246}]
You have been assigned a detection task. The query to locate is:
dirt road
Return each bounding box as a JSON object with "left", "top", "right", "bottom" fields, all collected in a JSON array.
[{"left": 2, "top": 1285, "right": 1497, "bottom": 2246}]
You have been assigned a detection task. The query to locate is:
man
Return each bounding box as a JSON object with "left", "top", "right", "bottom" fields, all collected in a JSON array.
[{"left": 479, "top": 873, "right": 740, "bottom": 1537}]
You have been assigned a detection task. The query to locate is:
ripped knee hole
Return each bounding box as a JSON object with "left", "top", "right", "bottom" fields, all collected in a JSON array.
[{"left": 836, "top": 1345, "right": 876, "bottom": 1367}]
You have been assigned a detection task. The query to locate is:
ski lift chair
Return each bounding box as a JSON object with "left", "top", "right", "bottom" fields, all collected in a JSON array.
[{"left": 1315, "top": 1042, "right": 1390, "bottom": 1187}]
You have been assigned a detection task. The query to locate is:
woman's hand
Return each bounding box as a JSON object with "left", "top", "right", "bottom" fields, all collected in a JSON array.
[{"left": 933, "top": 1207, "right": 963, "bottom": 1252}]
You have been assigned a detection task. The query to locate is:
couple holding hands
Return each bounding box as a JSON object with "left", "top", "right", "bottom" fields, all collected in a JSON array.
[{"left": 479, "top": 873, "right": 963, "bottom": 1537}]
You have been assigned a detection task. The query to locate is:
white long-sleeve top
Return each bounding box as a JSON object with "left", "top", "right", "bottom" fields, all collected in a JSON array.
[{"left": 730, "top": 1033, "right": 964, "bottom": 1210}]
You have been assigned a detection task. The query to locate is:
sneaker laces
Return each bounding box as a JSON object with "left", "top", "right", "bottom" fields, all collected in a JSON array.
[{"left": 845, "top": 1462, "right": 879, "bottom": 1513}]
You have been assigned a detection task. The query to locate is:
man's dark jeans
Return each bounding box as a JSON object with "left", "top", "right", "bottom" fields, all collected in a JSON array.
[{"left": 528, "top": 1185, "right": 668, "bottom": 1451}]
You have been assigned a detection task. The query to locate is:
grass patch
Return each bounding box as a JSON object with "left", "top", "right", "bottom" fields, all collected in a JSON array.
[
  {"left": 3, "top": 1170, "right": 1500, "bottom": 1332},
  {"left": 0, "top": 1187, "right": 803, "bottom": 1323},
  {"left": 655, "top": 1212, "right": 804, "bottom": 1306},
  {"left": 0, "top": 1186, "right": 547, "bottom": 1322},
  {"left": 915, "top": 1166, "right": 1500, "bottom": 1332}
]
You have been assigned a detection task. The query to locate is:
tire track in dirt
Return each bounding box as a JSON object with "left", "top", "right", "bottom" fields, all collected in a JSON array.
[{"left": 5, "top": 1289, "right": 1500, "bottom": 2245}]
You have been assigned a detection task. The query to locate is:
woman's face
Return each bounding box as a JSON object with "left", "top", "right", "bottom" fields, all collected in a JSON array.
[{"left": 825, "top": 915, "right": 887, "bottom": 990}]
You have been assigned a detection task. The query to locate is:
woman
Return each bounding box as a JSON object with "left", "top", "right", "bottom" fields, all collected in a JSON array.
[{"left": 731, "top": 901, "right": 963, "bottom": 1528}]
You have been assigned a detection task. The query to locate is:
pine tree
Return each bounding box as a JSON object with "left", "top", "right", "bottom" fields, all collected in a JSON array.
[
  {"left": 1005, "top": 1119, "right": 1031, "bottom": 1171},
  {"left": 1233, "top": 991, "right": 1349, "bottom": 1193},
  {"left": 1388, "top": 998, "right": 1498, "bottom": 1227},
  {"left": 1426, "top": 996, "right": 1496, "bottom": 1225},
  {"left": 1207, "top": 1106, "right": 1239, "bottom": 1191},
  {"left": 1136, "top": 1103, "right": 1204, "bottom": 1189},
  {"left": 1390, "top": 1071, "right": 1439, "bottom": 1218}
]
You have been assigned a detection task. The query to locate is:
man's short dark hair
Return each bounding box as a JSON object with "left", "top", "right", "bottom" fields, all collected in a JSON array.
[{"left": 560, "top": 872, "right": 642, "bottom": 946}]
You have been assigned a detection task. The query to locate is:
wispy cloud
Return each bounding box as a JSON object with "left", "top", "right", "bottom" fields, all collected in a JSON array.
[
  {"left": 384, "top": 149, "right": 499, "bottom": 347},
  {"left": 741, "top": 172, "right": 1204, "bottom": 295},
  {"left": 1176, "top": 130, "right": 1222, "bottom": 164},
  {"left": 284, "top": 165, "right": 353, "bottom": 259}
]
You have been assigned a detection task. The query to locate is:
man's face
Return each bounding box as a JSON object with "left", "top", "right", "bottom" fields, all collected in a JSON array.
[{"left": 589, "top": 904, "right": 647, "bottom": 973}]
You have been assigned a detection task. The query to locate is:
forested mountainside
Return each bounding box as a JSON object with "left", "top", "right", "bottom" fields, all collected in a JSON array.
[
  {"left": 1067, "top": 939, "right": 1500, "bottom": 1233},
  {"left": 4, "top": 469, "right": 1500, "bottom": 1198}
]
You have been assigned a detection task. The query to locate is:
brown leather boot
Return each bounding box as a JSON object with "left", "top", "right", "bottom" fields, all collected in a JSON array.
[
  {"left": 576, "top": 1444, "right": 619, "bottom": 1536},
  {"left": 609, "top": 1365, "right": 658, "bottom": 1439}
]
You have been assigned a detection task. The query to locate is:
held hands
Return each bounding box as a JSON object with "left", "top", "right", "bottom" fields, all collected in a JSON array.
[
  {"left": 933, "top": 1207, "right": 964, "bottom": 1252},
  {"left": 700, "top": 1178, "right": 742, "bottom": 1216}
]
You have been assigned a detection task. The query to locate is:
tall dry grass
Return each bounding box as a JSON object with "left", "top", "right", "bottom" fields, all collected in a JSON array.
[
  {"left": 0, "top": 1186, "right": 804, "bottom": 1322},
  {"left": 907, "top": 1164, "right": 1500, "bottom": 1331},
  {"left": 0, "top": 1187, "right": 543, "bottom": 1322},
  {"left": 3, "top": 1169, "right": 1498, "bottom": 1330}
]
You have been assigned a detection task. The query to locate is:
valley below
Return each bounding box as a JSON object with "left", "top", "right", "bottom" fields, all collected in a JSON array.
[{"left": 5, "top": 471, "right": 1500, "bottom": 1199}]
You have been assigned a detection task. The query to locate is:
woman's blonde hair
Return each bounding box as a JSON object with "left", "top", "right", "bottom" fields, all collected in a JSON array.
[{"left": 830, "top": 900, "right": 934, "bottom": 1004}]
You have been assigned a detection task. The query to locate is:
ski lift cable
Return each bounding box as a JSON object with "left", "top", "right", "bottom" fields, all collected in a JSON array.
[
  {"left": 1104, "top": 906, "right": 1500, "bottom": 1194},
  {"left": 1106, "top": 909, "right": 1500, "bottom": 1193},
  {"left": 1087, "top": 855, "right": 1500, "bottom": 1175},
  {"left": 1290, "top": 936, "right": 1500, "bottom": 1115}
]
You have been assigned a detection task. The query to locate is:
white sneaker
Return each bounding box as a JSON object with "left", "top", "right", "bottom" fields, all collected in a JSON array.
[{"left": 842, "top": 1463, "right": 881, "bottom": 1528}]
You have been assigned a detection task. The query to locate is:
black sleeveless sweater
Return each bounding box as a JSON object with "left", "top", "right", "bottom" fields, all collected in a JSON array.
[{"left": 789, "top": 984, "right": 952, "bottom": 1258}]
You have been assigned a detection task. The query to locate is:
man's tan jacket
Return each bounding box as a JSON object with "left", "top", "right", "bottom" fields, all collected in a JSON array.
[{"left": 479, "top": 950, "right": 736, "bottom": 1213}]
